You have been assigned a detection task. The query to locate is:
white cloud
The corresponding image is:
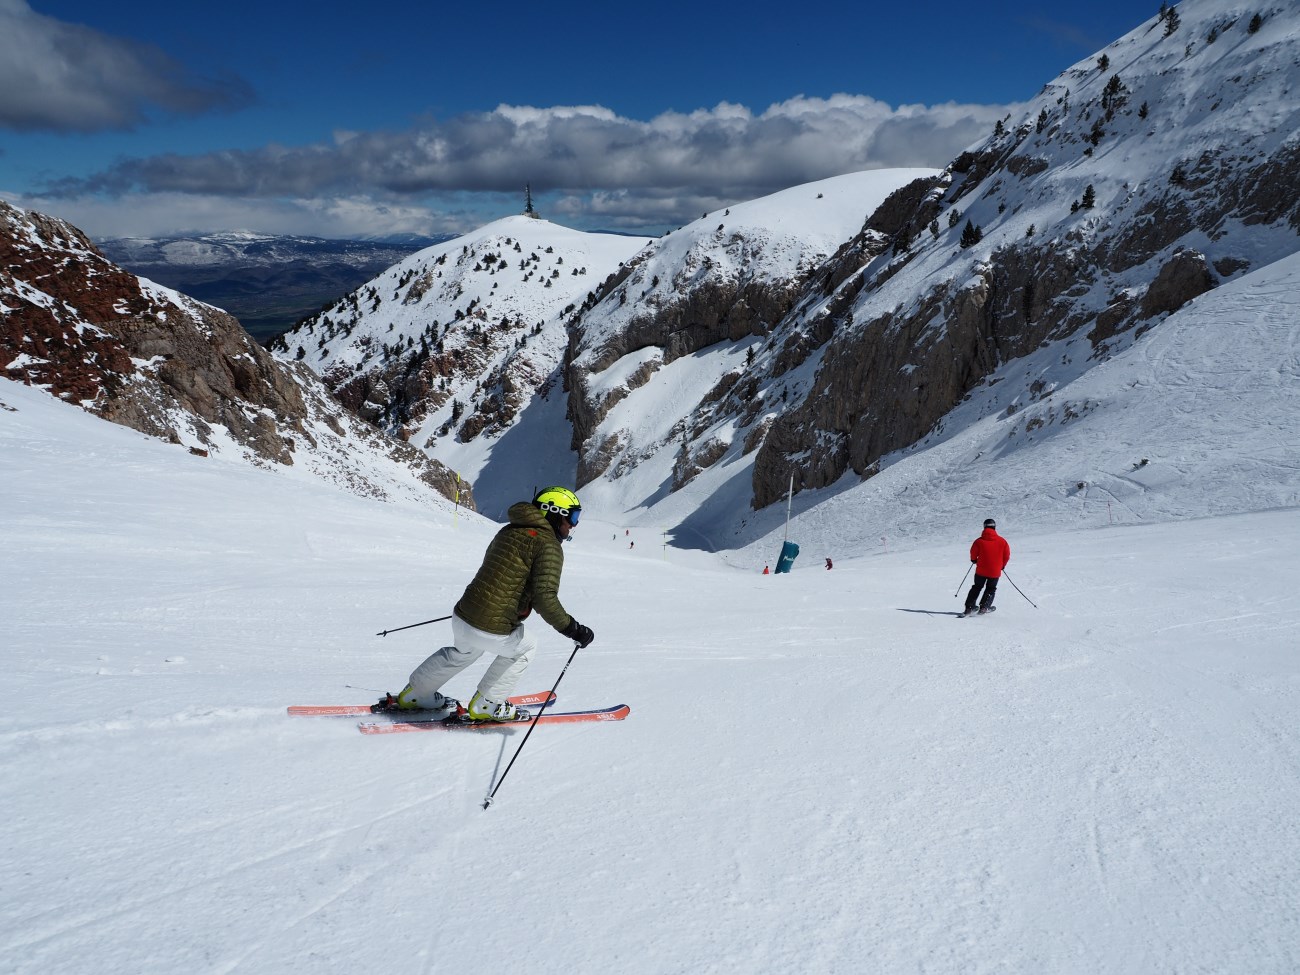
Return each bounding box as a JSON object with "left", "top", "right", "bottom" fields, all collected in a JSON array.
[
  {"left": 0, "top": 0, "right": 251, "bottom": 132},
  {"left": 59, "top": 96, "right": 1011, "bottom": 200},
  {"left": 19, "top": 94, "right": 1017, "bottom": 237}
]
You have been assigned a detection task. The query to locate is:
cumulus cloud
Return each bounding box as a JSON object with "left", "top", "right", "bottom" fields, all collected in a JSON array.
[
  {"left": 53, "top": 95, "right": 1011, "bottom": 202},
  {"left": 0, "top": 0, "right": 252, "bottom": 132}
]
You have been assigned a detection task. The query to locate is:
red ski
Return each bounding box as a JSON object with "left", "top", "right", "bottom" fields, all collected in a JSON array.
[
  {"left": 358, "top": 703, "right": 631, "bottom": 735},
  {"left": 287, "top": 690, "right": 555, "bottom": 717}
]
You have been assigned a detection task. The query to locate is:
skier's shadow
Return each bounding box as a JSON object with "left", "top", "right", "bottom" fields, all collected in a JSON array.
[{"left": 897, "top": 608, "right": 964, "bottom": 617}]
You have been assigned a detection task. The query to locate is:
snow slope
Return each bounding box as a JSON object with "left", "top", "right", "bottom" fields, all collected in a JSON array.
[
  {"left": 563, "top": 247, "right": 1299, "bottom": 565},
  {"left": 726, "top": 247, "right": 1300, "bottom": 562},
  {"left": 3, "top": 371, "right": 1298, "bottom": 974}
]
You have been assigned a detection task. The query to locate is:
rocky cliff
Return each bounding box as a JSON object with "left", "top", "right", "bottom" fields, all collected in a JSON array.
[
  {"left": 565, "top": 170, "right": 939, "bottom": 489},
  {"left": 739, "top": 2, "right": 1300, "bottom": 509},
  {"left": 1, "top": 201, "right": 471, "bottom": 507}
]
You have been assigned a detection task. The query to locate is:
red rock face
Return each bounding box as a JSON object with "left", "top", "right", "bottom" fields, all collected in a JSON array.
[
  {"left": 3, "top": 201, "right": 307, "bottom": 456},
  {"left": 1, "top": 206, "right": 151, "bottom": 404},
  {"left": 1, "top": 201, "right": 474, "bottom": 508}
]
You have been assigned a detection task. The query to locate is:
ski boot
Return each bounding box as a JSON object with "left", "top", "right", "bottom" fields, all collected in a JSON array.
[
  {"left": 372, "top": 685, "right": 455, "bottom": 713},
  {"left": 464, "top": 691, "right": 531, "bottom": 723}
]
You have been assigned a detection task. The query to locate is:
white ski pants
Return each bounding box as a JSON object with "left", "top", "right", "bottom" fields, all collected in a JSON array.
[{"left": 405, "top": 613, "right": 538, "bottom": 705}]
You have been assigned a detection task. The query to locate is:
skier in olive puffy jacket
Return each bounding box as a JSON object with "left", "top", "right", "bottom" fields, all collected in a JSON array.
[
  {"left": 964, "top": 519, "right": 1011, "bottom": 615},
  {"left": 390, "top": 487, "right": 594, "bottom": 722}
]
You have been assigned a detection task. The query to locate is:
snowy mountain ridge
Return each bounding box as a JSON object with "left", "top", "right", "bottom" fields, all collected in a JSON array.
[
  {"left": 98, "top": 231, "right": 446, "bottom": 269},
  {"left": 274, "top": 171, "right": 933, "bottom": 516},
  {"left": 269, "top": 215, "right": 651, "bottom": 498},
  {"left": 565, "top": 169, "right": 938, "bottom": 488}
]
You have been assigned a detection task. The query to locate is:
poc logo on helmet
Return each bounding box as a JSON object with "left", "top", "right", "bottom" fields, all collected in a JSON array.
[{"left": 534, "top": 486, "right": 582, "bottom": 526}]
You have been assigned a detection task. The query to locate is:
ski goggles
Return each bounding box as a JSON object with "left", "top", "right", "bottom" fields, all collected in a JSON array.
[{"left": 538, "top": 502, "right": 581, "bottom": 526}]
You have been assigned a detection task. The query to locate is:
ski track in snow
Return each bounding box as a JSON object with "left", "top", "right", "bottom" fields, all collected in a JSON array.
[{"left": 2, "top": 400, "right": 1298, "bottom": 973}]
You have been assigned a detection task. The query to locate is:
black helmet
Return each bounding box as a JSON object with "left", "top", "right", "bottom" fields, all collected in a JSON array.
[{"left": 983, "top": 518, "right": 997, "bottom": 529}]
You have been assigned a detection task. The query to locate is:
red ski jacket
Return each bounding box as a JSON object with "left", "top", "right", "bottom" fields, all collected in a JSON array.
[{"left": 970, "top": 528, "right": 1011, "bottom": 578}]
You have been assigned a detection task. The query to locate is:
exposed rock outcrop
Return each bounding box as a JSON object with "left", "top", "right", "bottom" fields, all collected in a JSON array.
[
  {"left": 743, "top": 8, "right": 1300, "bottom": 511},
  {"left": 1, "top": 201, "right": 472, "bottom": 508}
]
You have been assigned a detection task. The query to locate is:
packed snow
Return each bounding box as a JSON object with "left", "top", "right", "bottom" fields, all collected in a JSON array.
[{"left": 4, "top": 238, "right": 1298, "bottom": 975}]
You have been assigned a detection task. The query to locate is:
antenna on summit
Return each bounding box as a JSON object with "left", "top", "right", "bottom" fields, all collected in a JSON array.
[{"left": 524, "top": 183, "right": 540, "bottom": 219}]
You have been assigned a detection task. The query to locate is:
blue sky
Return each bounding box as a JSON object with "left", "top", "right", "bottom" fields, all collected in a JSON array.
[{"left": 1, "top": 0, "right": 1153, "bottom": 239}]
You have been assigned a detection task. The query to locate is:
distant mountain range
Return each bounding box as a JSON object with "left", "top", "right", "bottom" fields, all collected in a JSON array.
[{"left": 96, "top": 232, "right": 455, "bottom": 342}]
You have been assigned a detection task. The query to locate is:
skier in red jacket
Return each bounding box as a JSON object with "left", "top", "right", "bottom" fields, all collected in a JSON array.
[{"left": 963, "top": 518, "right": 1010, "bottom": 616}]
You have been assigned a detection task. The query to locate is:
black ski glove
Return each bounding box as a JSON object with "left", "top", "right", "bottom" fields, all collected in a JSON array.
[{"left": 561, "top": 617, "right": 595, "bottom": 648}]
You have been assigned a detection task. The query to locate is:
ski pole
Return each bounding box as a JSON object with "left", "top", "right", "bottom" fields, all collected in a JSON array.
[
  {"left": 1002, "top": 572, "right": 1037, "bottom": 608},
  {"left": 483, "top": 642, "right": 581, "bottom": 810},
  {"left": 375, "top": 614, "right": 452, "bottom": 637},
  {"left": 954, "top": 563, "right": 973, "bottom": 598}
]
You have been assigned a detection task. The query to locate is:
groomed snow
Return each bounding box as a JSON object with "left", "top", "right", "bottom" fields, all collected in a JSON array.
[{"left": 2, "top": 368, "right": 1297, "bottom": 973}]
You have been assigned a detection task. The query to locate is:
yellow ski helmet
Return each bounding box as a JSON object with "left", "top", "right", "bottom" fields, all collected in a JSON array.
[{"left": 533, "top": 486, "right": 581, "bottom": 526}]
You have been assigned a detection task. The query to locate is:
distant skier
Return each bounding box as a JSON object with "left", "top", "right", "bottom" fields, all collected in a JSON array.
[
  {"left": 762, "top": 565, "right": 770, "bottom": 575},
  {"left": 383, "top": 486, "right": 595, "bottom": 721},
  {"left": 825, "top": 557, "right": 833, "bottom": 570},
  {"left": 963, "top": 518, "right": 1010, "bottom": 616}
]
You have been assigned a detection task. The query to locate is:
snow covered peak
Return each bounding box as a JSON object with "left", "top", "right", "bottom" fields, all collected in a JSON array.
[
  {"left": 268, "top": 215, "right": 649, "bottom": 514},
  {"left": 573, "top": 169, "right": 939, "bottom": 369}
]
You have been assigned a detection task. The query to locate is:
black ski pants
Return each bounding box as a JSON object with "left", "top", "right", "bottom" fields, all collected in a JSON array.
[{"left": 965, "top": 574, "right": 999, "bottom": 611}]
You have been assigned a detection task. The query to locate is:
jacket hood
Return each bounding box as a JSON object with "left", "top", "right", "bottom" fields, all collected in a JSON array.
[
  {"left": 507, "top": 501, "right": 549, "bottom": 528},
  {"left": 981, "top": 527, "right": 1000, "bottom": 539}
]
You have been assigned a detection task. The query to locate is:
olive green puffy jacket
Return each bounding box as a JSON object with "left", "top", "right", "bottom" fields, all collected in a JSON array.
[{"left": 454, "top": 502, "right": 572, "bottom": 636}]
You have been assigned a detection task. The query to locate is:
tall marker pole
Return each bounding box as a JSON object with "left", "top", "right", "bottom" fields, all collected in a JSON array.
[{"left": 784, "top": 472, "right": 794, "bottom": 543}]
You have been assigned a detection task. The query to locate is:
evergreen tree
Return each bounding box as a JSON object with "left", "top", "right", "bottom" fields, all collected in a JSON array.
[
  {"left": 959, "top": 220, "right": 983, "bottom": 248},
  {"left": 1102, "top": 74, "right": 1125, "bottom": 112},
  {"left": 1082, "top": 184, "right": 1097, "bottom": 209}
]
